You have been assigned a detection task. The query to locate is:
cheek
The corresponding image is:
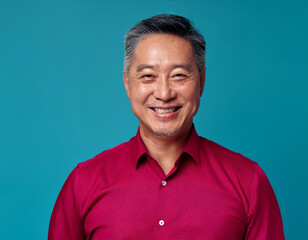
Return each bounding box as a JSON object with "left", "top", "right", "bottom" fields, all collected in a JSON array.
[
  {"left": 180, "top": 88, "right": 201, "bottom": 115},
  {"left": 129, "top": 84, "right": 152, "bottom": 104},
  {"left": 179, "top": 84, "right": 200, "bottom": 102}
]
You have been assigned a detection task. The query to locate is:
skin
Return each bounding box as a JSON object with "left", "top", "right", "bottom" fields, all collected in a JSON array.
[{"left": 123, "top": 34, "right": 206, "bottom": 174}]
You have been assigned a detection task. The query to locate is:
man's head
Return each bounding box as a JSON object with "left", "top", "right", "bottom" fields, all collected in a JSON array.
[
  {"left": 124, "top": 14, "right": 206, "bottom": 74},
  {"left": 123, "top": 14, "right": 206, "bottom": 138}
]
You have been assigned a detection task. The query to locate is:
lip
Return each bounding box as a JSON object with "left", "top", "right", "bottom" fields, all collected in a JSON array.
[{"left": 149, "top": 106, "right": 182, "bottom": 119}]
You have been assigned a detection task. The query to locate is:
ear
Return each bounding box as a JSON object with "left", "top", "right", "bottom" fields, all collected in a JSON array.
[
  {"left": 199, "top": 67, "right": 206, "bottom": 97},
  {"left": 123, "top": 70, "right": 130, "bottom": 99}
]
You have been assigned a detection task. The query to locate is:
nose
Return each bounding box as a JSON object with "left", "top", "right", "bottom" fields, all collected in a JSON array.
[{"left": 153, "top": 77, "right": 176, "bottom": 101}]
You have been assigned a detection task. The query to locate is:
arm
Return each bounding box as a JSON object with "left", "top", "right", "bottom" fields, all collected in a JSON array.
[
  {"left": 244, "top": 166, "right": 285, "bottom": 240},
  {"left": 48, "top": 166, "right": 85, "bottom": 240}
]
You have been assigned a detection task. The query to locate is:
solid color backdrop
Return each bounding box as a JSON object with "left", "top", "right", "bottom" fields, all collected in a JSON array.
[{"left": 0, "top": 0, "right": 307, "bottom": 239}]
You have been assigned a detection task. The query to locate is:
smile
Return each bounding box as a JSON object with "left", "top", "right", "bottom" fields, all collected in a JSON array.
[{"left": 150, "top": 107, "right": 181, "bottom": 114}]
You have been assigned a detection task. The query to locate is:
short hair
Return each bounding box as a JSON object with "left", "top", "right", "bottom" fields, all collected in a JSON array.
[{"left": 124, "top": 14, "right": 206, "bottom": 73}]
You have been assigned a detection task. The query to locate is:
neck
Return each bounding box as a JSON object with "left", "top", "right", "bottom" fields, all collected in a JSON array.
[{"left": 139, "top": 125, "right": 192, "bottom": 174}]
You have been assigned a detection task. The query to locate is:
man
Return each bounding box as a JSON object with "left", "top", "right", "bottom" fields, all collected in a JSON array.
[{"left": 48, "top": 14, "right": 285, "bottom": 239}]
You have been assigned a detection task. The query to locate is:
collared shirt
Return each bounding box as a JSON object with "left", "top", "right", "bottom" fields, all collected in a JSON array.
[{"left": 48, "top": 126, "right": 285, "bottom": 240}]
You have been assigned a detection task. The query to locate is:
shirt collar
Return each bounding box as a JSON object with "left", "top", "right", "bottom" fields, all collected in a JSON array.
[
  {"left": 129, "top": 125, "right": 201, "bottom": 168},
  {"left": 181, "top": 125, "right": 201, "bottom": 167}
]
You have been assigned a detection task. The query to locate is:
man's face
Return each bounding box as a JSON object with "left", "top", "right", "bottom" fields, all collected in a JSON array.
[{"left": 123, "top": 34, "right": 205, "bottom": 138}]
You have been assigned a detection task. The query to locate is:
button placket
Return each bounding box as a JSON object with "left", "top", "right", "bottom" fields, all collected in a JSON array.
[
  {"left": 154, "top": 178, "right": 169, "bottom": 238},
  {"left": 157, "top": 181, "right": 167, "bottom": 229}
]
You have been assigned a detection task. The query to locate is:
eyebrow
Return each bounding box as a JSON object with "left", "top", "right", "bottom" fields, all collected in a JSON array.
[
  {"left": 136, "top": 64, "right": 193, "bottom": 73},
  {"left": 136, "top": 64, "right": 154, "bottom": 72},
  {"left": 171, "top": 64, "right": 193, "bottom": 72}
]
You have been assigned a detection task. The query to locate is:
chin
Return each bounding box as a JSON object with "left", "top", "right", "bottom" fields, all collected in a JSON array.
[
  {"left": 150, "top": 125, "right": 180, "bottom": 138},
  {"left": 152, "top": 129, "right": 177, "bottom": 137}
]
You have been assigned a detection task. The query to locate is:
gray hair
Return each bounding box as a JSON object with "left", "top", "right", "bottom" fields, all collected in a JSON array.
[{"left": 124, "top": 14, "right": 206, "bottom": 73}]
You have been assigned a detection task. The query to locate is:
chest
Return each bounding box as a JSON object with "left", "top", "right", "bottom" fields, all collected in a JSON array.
[{"left": 81, "top": 165, "right": 247, "bottom": 240}]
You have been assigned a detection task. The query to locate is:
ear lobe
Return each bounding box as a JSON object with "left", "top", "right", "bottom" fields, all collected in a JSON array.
[
  {"left": 199, "top": 67, "right": 206, "bottom": 97},
  {"left": 123, "top": 70, "right": 130, "bottom": 99}
]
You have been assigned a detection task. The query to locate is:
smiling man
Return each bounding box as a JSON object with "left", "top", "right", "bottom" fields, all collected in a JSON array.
[
  {"left": 123, "top": 33, "right": 205, "bottom": 175},
  {"left": 49, "top": 14, "right": 285, "bottom": 240}
]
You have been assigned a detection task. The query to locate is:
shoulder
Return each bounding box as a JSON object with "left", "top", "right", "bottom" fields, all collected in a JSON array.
[
  {"left": 67, "top": 139, "right": 135, "bottom": 204},
  {"left": 78, "top": 140, "right": 131, "bottom": 170},
  {"left": 73, "top": 138, "right": 135, "bottom": 185},
  {"left": 199, "top": 136, "right": 260, "bottom": 179},
  {"left": 198, "top": 136, "right": 269, "bottom": 214}
]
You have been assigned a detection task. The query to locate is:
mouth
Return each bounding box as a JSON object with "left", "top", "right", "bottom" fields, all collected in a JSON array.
[{"left": 150, "top": 107, "right": 181, "bottom": 114}]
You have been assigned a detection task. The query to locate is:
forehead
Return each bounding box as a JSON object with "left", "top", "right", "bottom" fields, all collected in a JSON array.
[{"left": 131, "top": 34, "right": 196, "bottom": 70}]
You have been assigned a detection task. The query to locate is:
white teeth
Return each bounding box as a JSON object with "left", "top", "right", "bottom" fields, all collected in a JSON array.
[{"left": 154, "top": 108, "right": 177, "bottom": 114}]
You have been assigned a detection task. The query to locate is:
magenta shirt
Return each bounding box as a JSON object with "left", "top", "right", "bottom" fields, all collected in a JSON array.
[{"left": 49, "top": 127, "right": 284, "bottom": 240}]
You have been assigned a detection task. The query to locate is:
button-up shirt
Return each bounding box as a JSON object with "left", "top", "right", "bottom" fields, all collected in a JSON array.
[{"left": 48, "top": 126, "right": 285, "bottom": 239}]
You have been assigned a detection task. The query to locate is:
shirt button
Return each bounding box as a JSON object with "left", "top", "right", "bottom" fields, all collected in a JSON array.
[
  {"left": 159, "top": 220, "right": 165, "bottom": 226},
  {"left": 161, "top": 180, "right": 167, "bottom": 186}
]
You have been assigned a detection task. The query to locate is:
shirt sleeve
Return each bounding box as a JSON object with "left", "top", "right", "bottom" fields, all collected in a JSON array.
[
  {"left": 48, "top": 165, "right": 85, "bottom": 240},
  {"left": 244, "top": 165, "right": 285, "bottom": 240}
]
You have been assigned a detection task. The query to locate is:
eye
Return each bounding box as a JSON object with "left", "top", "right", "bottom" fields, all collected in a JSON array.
[
  {"left": 172, "top": 73, "right": 188, "bottom": 80},
  {"left": 140, "top": 74, "right": 155, "bottom": 81},
  {"left": 142, "top": 74, "right": 154, "bottom": 78},
  {"left": 174, "top": 74, "right": 186, "bottom": 77}
]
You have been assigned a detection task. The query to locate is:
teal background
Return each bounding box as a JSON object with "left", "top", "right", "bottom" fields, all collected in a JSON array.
[{"left": 0, "top": 0, "right": 307, "bottom": 239}]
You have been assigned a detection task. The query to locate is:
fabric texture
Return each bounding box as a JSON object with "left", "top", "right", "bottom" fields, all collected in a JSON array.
[{"left": 48, "top": 126, "right": 285, "bottom": 240}]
